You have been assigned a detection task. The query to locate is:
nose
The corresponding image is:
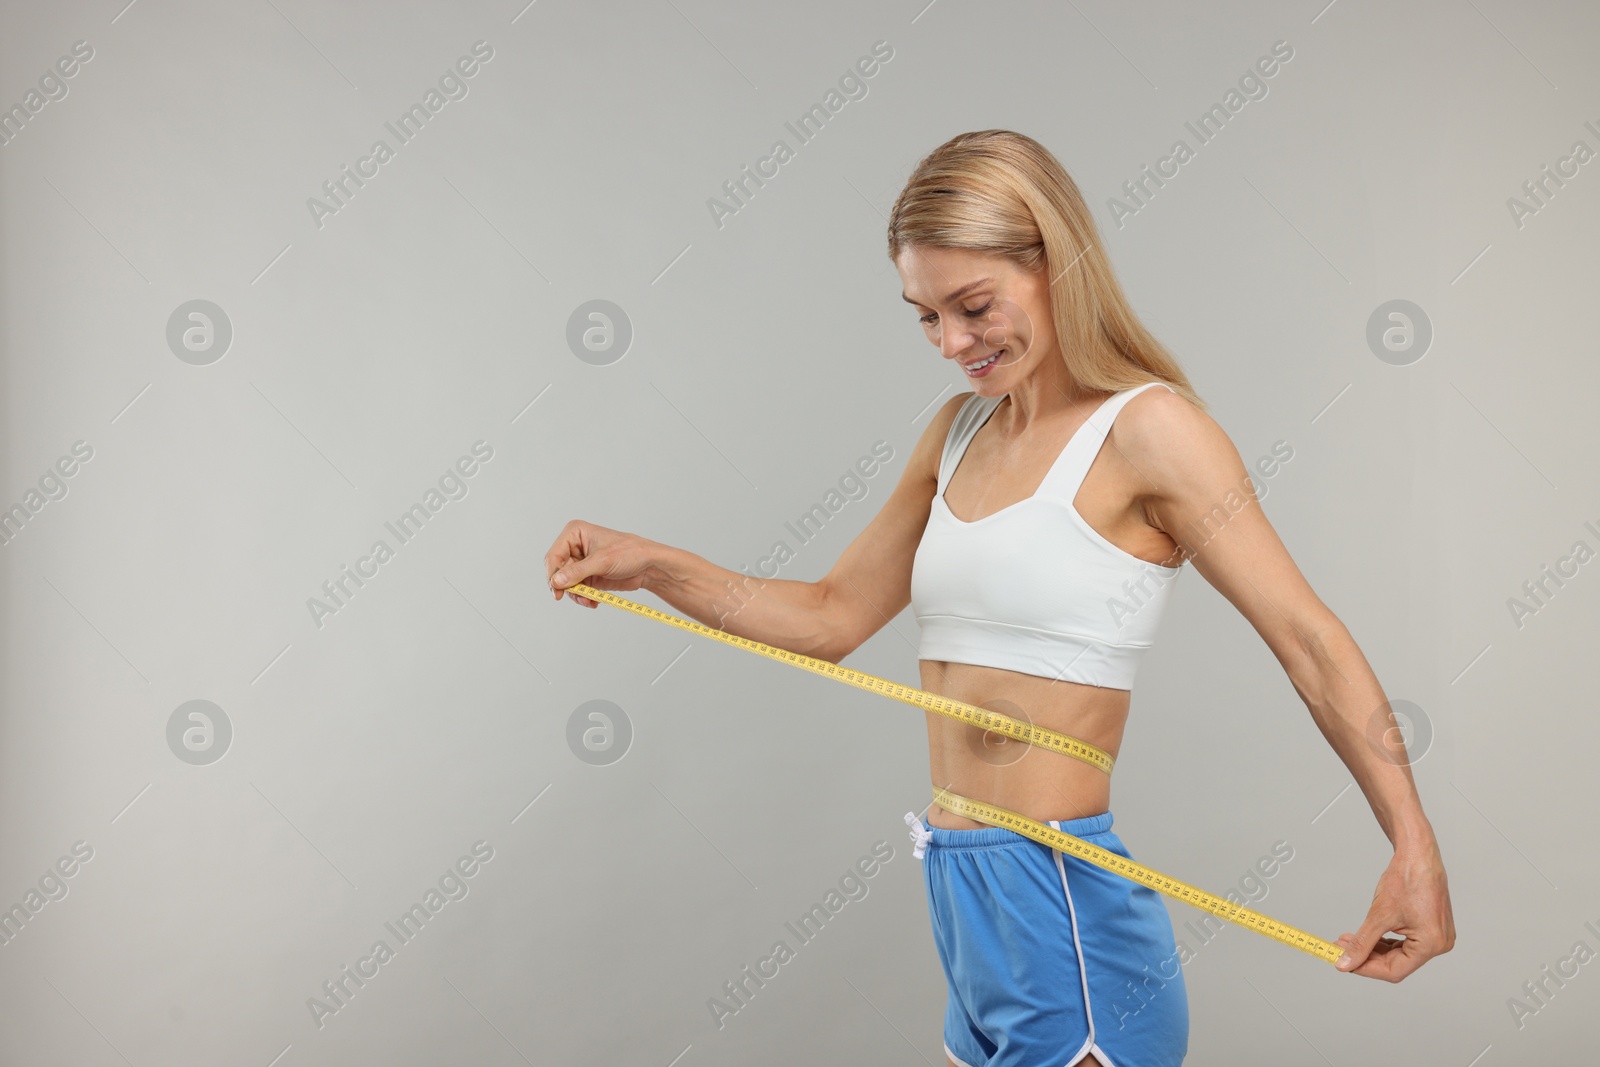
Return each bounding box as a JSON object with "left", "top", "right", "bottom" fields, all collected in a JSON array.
[{"left": 938, "top": 319, "right": 980, "bottom": 361}]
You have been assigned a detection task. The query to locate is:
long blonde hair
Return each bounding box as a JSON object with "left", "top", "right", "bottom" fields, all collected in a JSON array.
[{"left": 886, "top": 129, "right": 1207, "bottom": 411}]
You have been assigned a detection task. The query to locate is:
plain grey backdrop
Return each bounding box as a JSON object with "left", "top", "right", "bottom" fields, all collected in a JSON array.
[{"left": 2, "top": 0, "right": 1597, "bottom": 1064}]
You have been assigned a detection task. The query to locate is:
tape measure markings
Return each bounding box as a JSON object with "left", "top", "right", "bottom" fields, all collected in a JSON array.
[
  {"left": 561, "top": 582, "right": 1341, "bottom": 966},
  {"left": 933, "top": 788, "right": 1342, "bottom": 963},
  {"left": 564, "top": 582, "right": 1112, "bottom": 773}
]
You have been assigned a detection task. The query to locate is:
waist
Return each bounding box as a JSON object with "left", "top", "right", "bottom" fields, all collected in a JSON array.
[
  {"left": 917, "top": 659, "right": 1126, "bottom": 829},
  {"left": 924, "top": 791, "right": 1115, "bottom": 839},
  {"left": 924, "top": 777, "right": 1114, "bottom": 831},
  {"left": 917, "top": 657, "right": 1131, "bottom": 728}
]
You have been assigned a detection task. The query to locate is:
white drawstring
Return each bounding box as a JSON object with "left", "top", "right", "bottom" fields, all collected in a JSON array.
[{"left": 904, "top": 811, "right": 934, "bottom": 859}]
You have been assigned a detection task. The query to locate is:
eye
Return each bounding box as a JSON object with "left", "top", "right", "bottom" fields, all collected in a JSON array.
[{"left": 918, "top": 301, "right": 992, "bottom": 327}]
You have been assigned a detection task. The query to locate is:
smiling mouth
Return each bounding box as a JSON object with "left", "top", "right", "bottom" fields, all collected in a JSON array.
[{"left": 963, "top": 351, "right": 1002, "bottom": 372}]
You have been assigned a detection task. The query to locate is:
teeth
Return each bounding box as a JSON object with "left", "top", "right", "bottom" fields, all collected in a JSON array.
[{"left": 967, "top": 352, "right": 1000, "bottom": 372}]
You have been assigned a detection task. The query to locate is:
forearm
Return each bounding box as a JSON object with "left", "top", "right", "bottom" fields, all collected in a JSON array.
[
  {"left": 641, "top": 539, "right": 841, "bottom": 660},
  {"left": 1294, "top": 621, "right": 1438, "bottom": 856}
]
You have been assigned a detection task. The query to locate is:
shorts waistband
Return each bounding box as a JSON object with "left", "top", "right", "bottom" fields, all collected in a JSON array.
[{"left": 925, "top": 809, "right": 1114, "bottom": 851}]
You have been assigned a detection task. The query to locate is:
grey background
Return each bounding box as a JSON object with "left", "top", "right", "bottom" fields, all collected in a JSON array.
[{"left": 1, "top": 0, "right": 1596, "bottom": 1064}]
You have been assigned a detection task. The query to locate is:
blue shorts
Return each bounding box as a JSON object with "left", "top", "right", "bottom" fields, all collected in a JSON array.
[{"left": 908, "top": 809, "right": 1189, "bottom": 1067}]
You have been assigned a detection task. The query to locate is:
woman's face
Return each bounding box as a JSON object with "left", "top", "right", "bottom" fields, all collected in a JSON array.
[{"left": 895, "top": 245, "right": 1049, "bottom": 391}]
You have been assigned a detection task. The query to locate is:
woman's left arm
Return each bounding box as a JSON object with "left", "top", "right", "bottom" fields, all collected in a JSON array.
[{"left": 1118, "top": 388, "right": 1455, "bottom": 981}]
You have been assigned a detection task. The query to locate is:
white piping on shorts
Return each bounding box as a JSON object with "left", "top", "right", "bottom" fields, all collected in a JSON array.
[
  {"left": 1051, "top": 819, "right": 1121, "bottom": 1067},
  {"left": 944, "top": 1043, "right": 980, "bottom": 1067}
]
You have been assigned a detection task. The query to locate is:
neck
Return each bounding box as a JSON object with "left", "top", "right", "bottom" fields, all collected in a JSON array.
[{"left": 989, "top": 362, "right": 1105, "bottom": 434}]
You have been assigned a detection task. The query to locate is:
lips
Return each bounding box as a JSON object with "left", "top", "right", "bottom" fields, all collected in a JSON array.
[{"left": 963, "top": 351, "right": 1002, "bottom": 373}]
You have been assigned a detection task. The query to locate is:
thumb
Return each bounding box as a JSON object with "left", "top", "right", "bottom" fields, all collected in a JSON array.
[
  {"left": 551, "top": 555, "right": 603, "bottom": 600},
  {"left": 1336, "top": 913, "right": 1392, "bottom": 972}
]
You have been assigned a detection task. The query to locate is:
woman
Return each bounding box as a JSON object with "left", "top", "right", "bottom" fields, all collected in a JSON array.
[{"left": 546, "top": 130, "right": 1454, "bottom": 1066}]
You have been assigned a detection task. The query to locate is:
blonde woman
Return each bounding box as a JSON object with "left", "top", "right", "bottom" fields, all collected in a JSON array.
[{"left": 547, "top": 129, "right": 1453, "bottom": 1066}]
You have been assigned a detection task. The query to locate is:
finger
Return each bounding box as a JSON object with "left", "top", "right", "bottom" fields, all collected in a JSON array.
[
  {"left": 1348, "top": 933, "right": 1409, "bottom": 977},
  {"left": 1351, "top": 937, "right": 1422, "bottom": 982},
  {"left": 546, "top": 523, "right": 590, "bottom": 593},
  {"left": 550, "top": 560, "right": 590, "bottom": 597},
  {"left": 1337, "top": 912, "right": 1398, "bottom": 972},
  {"left": 545, "top": 533, "right": 577, "bottom": 578},
  {"left": 556, "top": 576, "right": 596, "bottom": 606}
]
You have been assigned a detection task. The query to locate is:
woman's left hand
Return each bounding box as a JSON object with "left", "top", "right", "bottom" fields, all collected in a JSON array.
[{"left": 1333, "top": 841, "right": 1455, "bottom": 981}]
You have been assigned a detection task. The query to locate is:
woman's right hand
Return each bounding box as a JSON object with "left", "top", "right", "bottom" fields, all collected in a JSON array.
[{"left": 545, "top": 520, "right": 659, "bottom": 608}]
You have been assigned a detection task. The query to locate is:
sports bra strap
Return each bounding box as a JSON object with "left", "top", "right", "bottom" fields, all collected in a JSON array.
[
  {"left": 936, "top": 382, "right": 1174, "bottom": 499},
  {"left": 936, "top": 392, "right": 998, "bottom": 495},
  {"left": 1036, "top": 381, "right": 1173, "bottom": 502}
]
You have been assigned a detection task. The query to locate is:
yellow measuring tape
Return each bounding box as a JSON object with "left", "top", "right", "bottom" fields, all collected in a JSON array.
[{"left": 563, "top": 581, "right": 1342, "bottom": 965}]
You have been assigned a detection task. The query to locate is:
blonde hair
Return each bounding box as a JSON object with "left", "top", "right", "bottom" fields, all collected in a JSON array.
[{"left": 887, "top": 129, "right": 1207, "bottom": 411}]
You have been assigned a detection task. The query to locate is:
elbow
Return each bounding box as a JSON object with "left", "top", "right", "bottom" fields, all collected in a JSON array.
[
  {"left": 808, "top": 630, "right": 846, "bottom": 664},
  {"left": 811, "top": 643, "right": 848, "bottom": 665},
  {"left": 1303, "top": 614, "right": 1351, "bottom": 667},
  {"left": 808, "top": 580, "right": 860, "bottom": 664},
  {"left": 818, "top": 635, "right": 861, "bottom": 665}
]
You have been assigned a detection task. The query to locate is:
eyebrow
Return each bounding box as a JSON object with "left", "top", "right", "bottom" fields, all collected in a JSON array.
[{"left": 901, "top": 276, "right": 992, "bottom": 307}]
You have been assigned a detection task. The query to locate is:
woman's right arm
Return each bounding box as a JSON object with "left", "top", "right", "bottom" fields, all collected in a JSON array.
[{"left": 547, "top": 392, "right": 968, "bottom": 664}]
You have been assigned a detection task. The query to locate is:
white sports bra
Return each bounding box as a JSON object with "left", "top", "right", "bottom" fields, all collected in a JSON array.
[{"left": 909, "top": 382, "right": 1183, "bottom": 690}]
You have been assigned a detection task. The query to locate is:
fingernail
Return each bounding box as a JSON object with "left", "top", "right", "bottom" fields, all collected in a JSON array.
[
  {"left": 552, "top": 570, "right": 565, "bottom": 584},
  {"left": 1336, "top": 954, "right": 1351, "bottom": 969}
]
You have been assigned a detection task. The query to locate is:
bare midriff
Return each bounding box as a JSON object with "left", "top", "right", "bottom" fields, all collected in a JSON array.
[{"left": 918, "top": 657, "right": 1129, "bottom": 830}]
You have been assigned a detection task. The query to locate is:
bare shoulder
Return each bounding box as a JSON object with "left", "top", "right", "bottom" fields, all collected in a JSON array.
[
  {"left": 933, "top": 389, "right": 975, "bottom": 440},
  {"left": 1111, "top": 383, "right": 1239, "bottom": 496},
  {"left": 904, "top": 390, "right": 974, "bottom": 487},
  {"left": 1115, "top": 381, "right": 1340, "bottom": 661}
]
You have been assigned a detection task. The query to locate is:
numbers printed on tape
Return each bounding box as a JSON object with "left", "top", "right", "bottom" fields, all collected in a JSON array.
[
  {"left": 563, "top": 582, "right": 1342, "bottom": 965},
  {"left": 562, "top": 583, "right": 1113, "bottom": 773},
  {"left": 931, "top": 787, "right": 1343, "bottom": 964}
]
